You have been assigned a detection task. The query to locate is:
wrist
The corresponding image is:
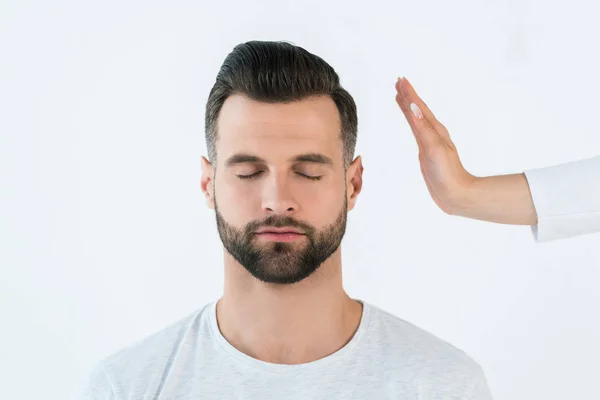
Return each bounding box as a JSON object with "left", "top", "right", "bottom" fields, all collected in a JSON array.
[{"left": 445, "top": 174, "right": 480, "bottom": 217}]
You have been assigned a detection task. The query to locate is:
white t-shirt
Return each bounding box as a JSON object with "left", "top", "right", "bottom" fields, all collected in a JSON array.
[{"left": 71, "top": 299, "right": 493, "bottom": 399}]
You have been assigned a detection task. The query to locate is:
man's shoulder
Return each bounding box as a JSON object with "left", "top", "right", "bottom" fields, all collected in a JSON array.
[
  {"left": 90, "top": 304, "right": 211, "bottom": 386},
  {"left": 71, "top": 304, "right": 212, "bottom": 399},
  {"left": 365, "top": 302, "right": 485, "bottom": 378},
  {"left": 103, "top": 304, "right": 209, "bottom": 368}
]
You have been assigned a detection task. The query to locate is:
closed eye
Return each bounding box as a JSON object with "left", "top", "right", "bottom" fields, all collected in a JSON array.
[
  {"left": 236, "top": 171, "right": 322, "bottom": 181},
  {"left": 297, "top": 173, "right": 322, "bottom": 181},
  {"left": 237, "top": 171, "right": 263, "bottom": 180}
]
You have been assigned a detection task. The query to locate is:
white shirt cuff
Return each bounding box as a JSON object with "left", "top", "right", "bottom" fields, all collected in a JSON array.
[{"left": 523, "top": 155, "right": 600, "bottom": 242}]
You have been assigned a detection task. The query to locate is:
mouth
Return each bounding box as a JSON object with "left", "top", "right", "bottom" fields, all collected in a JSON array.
[
  {"left": 254, "top": 230, "right": 305, "bottom": 242},
  {"left": 255, "top": 227, "right": 304, "bottom": 235}
]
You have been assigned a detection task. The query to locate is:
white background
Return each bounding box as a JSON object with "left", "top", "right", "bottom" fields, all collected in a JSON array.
[{"left": 1, "top": 0, "right": 599, "bottom": 399}]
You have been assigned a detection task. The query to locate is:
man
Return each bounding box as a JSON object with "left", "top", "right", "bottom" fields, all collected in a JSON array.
[
  {"left": 396, "top": 76, "right": 600, "bottom": 242},
  {"left": 72, "top": 40, "right": 493, "bottom": 399}
]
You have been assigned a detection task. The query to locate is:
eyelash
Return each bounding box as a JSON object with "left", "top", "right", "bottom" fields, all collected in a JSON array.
[{"left": 237, "top": 171, "right": 323, "bottom": 181}]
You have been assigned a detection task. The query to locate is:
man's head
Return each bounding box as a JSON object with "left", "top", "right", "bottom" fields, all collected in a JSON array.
[{"left": 201, "top": 40, "right": 363, "bottom": 285}]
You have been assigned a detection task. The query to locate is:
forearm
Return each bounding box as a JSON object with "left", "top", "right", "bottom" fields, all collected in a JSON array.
[{"left": 449, "top": 173, "right": 538, "bottom": 225}]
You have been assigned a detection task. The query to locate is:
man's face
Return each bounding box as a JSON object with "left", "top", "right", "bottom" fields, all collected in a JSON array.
[{"left": 205, "top": 94, "right": 356, "bottom": 285}]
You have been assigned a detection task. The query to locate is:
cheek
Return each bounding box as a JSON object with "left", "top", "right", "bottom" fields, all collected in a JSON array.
[
  {"left": 300, "top": 184, "right": 345, "bottom": 223},
  {"left": 215, "top": 178, "right": 261, "bottom": 222}
]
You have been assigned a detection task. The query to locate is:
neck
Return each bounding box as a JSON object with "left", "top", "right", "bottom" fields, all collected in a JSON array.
[{"left": 216, "top": 246, "right": 363, "bottom": 364}]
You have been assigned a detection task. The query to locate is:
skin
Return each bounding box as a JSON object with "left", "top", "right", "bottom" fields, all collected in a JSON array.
[
  {"left": 200, "top": 93, "right": 364, "bottom": 364},
  {"left": 395, "top": 76, "right": 539, "bottom": 226}
]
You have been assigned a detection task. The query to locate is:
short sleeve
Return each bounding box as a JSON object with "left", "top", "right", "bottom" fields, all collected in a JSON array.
[
  {"left": 69, "top": 361, "right": 116, "bottom": 400},
  {"left": 467, "top": 377, "right": 494, "bottom": 400},
  {"left": 466, "top": 363, "right": 494, "bottom": 400},
  {"left": 523, "top": 155, "right": 600, "bottom": 242}
]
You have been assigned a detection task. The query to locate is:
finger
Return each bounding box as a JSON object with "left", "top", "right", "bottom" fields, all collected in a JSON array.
[
  {"left": 398, "top": 77, "right": 441, "bottom": 128},
  {"left": 395, "top": 90, "right": 425, "bottom": 150},
  {"left": 395, "top": 78, "right": 427, "bottom": 147},
  {"left": 395, "top": 82, "right": 445, "bottom": 151},
  {"left": 398, "top": 78, "right": 454, "bottom": 148}
]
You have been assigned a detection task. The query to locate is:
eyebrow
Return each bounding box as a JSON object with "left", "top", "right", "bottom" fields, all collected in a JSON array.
[{"left": 225, "top": 153, "right": 334, "bottom": 167}]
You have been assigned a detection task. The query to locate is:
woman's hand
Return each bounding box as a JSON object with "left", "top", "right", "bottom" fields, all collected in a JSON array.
[{"left": 395, "top": 77, "right": 476, "bottom": 214}]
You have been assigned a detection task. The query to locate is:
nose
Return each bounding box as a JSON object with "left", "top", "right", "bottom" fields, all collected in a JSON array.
[{"left": 261, "top": 174, "right": 298, "bottom": 215}]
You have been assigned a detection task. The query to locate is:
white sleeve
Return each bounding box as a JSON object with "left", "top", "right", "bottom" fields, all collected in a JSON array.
[
  {"left": 523, "top": 155, "right": 600, "bottom": 243},
  {"left": 69, "top": 361, "right": 116, "bottom": 400},
  {"left": 466, "top": 365, "right": 494, "bottom": 400}
]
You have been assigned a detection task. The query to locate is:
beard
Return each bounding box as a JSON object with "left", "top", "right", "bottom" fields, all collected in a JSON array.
[{"left": 214, "top": 195, "right": 348, "bottom": 285}]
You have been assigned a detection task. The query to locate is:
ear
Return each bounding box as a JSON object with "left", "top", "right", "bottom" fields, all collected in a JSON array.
[
  {"left": 346, "top": 156, "right": 363, "bottom": 211},
  {"left": 200, "top": 156, "right": 215, "bottom": 209}
]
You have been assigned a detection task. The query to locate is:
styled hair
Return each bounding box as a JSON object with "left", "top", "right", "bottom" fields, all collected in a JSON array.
[{"left": 204, "top": 40, "right": 358, "bottom": 169}]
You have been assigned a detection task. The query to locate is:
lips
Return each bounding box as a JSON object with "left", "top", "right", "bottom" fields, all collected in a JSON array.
[{"left": 255, "top": 227, "right": 304, "bottom": 234}]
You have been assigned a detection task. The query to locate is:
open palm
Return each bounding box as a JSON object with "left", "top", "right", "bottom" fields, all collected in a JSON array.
[{"left": 395, "top": 77, "right": 476, "bottom": 213}]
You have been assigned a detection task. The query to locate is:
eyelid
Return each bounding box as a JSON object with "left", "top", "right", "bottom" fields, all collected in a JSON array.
[
  {"left": 236, "top": 171, "right": 323, "bottom": 181},
  {"left": 237, "top": 171, "right": 263, "bottom": 179},
  {"left": 296, "top": 172, "right": 322, "bottom": 181}
]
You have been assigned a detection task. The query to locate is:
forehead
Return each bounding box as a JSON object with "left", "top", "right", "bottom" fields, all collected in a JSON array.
[{"left": 216, "top": 94, "right": 342, "bottom": 162}]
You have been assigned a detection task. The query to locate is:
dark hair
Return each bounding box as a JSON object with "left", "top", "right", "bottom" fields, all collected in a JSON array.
[{"left": 204, "top": 40, "right": 358, "bottom": 169}]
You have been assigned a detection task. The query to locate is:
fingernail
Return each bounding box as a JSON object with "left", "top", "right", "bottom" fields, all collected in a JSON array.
[{"left": 410, "top": 103, "right": 423, "bottom": 119}]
